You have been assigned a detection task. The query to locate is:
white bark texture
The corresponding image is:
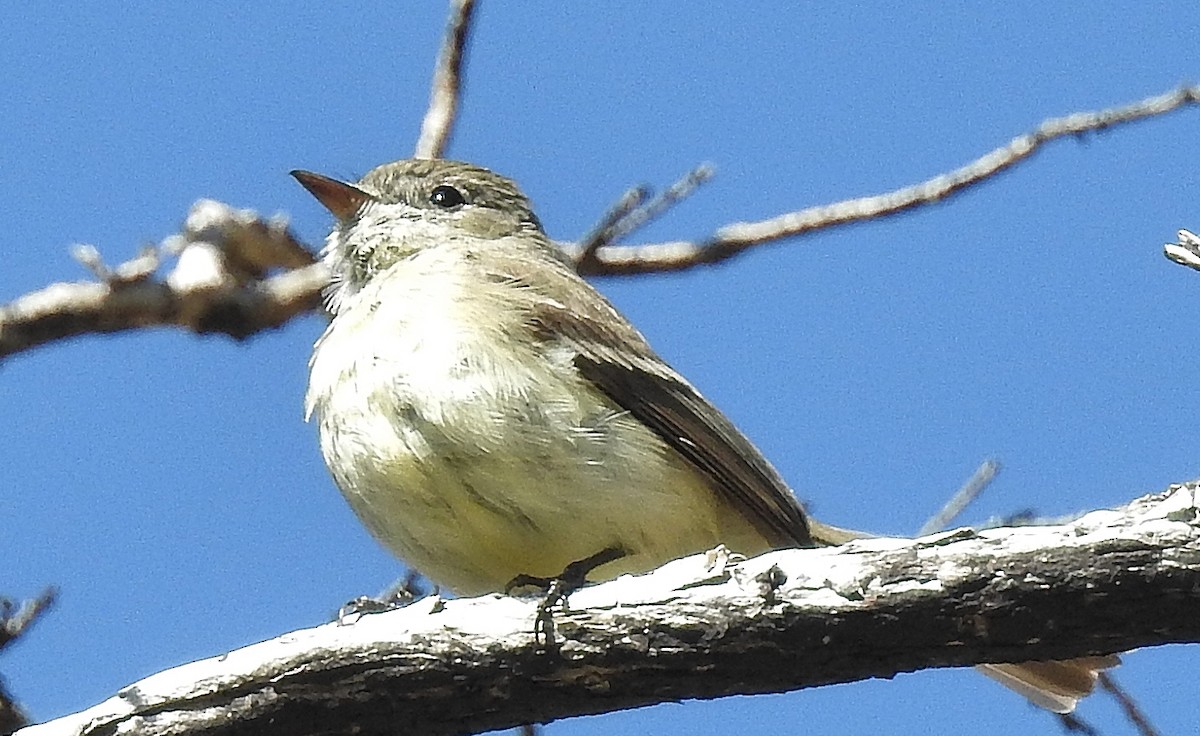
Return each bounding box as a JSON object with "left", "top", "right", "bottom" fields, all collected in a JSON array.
[{"left": 18, "top": 484, "right": 1199, "bottom": 736}]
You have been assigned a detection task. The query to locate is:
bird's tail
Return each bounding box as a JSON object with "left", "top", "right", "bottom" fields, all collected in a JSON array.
[
  {"left": 807, "top": 519, "right": 872, "bottom": 546},
  {"left": 978, "top": 657, "right": 1120, "bottom": 713}
]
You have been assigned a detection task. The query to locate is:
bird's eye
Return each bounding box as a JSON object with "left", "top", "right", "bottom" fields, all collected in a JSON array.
[{"left": 429, "top": 185, "right": 466, "bottom": 208}]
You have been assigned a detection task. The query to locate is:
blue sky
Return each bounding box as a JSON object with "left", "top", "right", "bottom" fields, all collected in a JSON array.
[{"left": 2, "top": 4, "right": 1198, "bottom": 735}]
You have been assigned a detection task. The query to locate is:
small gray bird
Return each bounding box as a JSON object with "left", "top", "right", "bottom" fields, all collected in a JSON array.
[{"left": 294, "top": 158, "right": 1115, "bottom": 713}]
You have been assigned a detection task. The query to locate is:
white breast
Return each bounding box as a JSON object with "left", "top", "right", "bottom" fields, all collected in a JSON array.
[{"left": 305, "top": 250, "right": 764, "bottom": 595}]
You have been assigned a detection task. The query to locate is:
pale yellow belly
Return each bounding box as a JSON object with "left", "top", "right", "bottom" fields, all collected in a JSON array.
[{"left": 316, "top": 378, "right": 771, "bottom": 596}]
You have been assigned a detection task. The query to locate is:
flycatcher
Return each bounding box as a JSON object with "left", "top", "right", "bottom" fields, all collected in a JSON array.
[{"left": 295, "top": 158, "right": 1113, "bottom": 713}]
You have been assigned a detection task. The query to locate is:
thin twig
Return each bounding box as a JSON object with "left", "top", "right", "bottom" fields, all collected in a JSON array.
[
  {"left": 0, "top": 683, "right": 27, "bottom": 736},
  {"left": 922, "top": 461, "right": 1164, "bottom": 736},
  {"left": 1098, "top": 672, "right": 1162, "bottom": 736},
  {"left": 918, "top": 459, "right": 1001, "bottom": 536},
  {"left": 413, "top": 0, "right": 478, "bottom": 159},
  {"left": 1055, "top": 713, "right": 1100, "bottom": 736},
  {"left": 572, "top": 164, "right": 715, "bottom": 272},
  {"left": 574, "top": 185, "right": 652, "bottom": 272},
  {"left": 607, "top": 164, "right": 716, "bottom": 246},
  {"left": 0, "top": 589, "right": 57, "bottom": 652},
  {"left": 578, "top": 84, "right": 1200, "bottom": 276},
  {"left": 924, "top": 464, "right": 1159, "bottom": 736},
  {"left": 0, "top": 589, "right": 58, "bottom": 733}
]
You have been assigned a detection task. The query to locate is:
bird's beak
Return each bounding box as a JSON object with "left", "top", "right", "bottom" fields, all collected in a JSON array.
[{"left": 291, "top": 170, "right": 373, "bottom": 220}]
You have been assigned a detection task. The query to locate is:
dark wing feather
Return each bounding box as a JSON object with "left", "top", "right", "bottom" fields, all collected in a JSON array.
[
  {"left": 573, "top": 351, "right": 813, "bottom": 548},
  {"left": 516, "top": 255, "right": 813, "bottom": 549}
]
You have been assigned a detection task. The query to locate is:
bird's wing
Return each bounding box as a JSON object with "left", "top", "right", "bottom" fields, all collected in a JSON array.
[{"left": 519, "top": 259, "right": 814, "bottom": 549}]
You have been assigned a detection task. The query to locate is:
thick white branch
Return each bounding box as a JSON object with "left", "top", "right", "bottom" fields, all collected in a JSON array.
[{"left": 19, "top": 485, "right": 1200, "bottom": 736}]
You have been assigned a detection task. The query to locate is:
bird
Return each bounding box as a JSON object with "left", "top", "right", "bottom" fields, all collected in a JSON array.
[{"left": 294, "top": 157, "right": 1116, "bottom": 713}]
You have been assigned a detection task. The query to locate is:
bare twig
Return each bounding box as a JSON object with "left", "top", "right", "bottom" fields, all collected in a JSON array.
[
  {"left": 0, "top": 589, "right": 57, "bottom": 735},
  {"left": 573, "top": 164, "right": 715, "bottom": 272},
  {"left": 918, "top": 459, "right": 1002, "bottom": 536},
  {"left": 72, "top": 244, "right": 160, "bottom": 284},
  {"left": 602, "top": 165, "right": 716, "bottom": 249},
  {"left": 578, "top": 85, "right": 1200, "bottom": 276},
  {"left": 610, "top": 164, "right": 715, "bottom": 244},
  {"left": 1055, "top": 713, "right": 1101, "bottom": 736},
  {"left": 920, "top": 462, "right": 1165, "bottom": 735},
  {"left": 0, "top": 262, "right": 326, "bottom": 361},
  {"left": 0, "top": 589, "right": 57, "bottom": 653},
  {"left": 0, "top": 203, "right": 324, "bottom": 362},
  {"left": 1098, "top": 672, "right": 1162, "bottom": 736},
  {"left": 0, "top": 685, "right": 27, "bottom": 736},
  {"left": 574, "top": 185, "right": 652, "bottom": 271},
  {"left": 413, "top": 0, "right": 478, "bottom": 159},
  {"left": 5, "top": 86, "right": 1198, "bottom": 358}
]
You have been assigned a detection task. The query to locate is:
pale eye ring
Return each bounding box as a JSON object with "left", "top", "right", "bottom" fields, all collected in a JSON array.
[{"left": 429, "top": 185, "right": 466, "bottom": 208}]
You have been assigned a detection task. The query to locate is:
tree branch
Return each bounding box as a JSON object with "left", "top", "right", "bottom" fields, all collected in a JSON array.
[
  {"left": 1097, "top": 672, "right": 1162, "bottom": 736},
  {"left": 0, "top": 590, "right": 57, "bottom": 655},
  {"left": 4, "top": 86, "right": 1198, "bottom": 361},
  {"left": 413, "top": 0, "right": 477, "bottom": 160},
  {"left": 1, "top": 590, "right": 58, "bottom": 734},
  {"left": 572, "top": 164, "right": 714, "bottom": 272},
  {"left": 17, "top": 484, "right": 1199, "bottom": 736},
  {"left": 1164, "top": 228, "right": 1200, "bottom": 271},
  {"left": 918, "top": 458, "right": 1002, "bottom": 536},
  {"left": 578, "top": 84, "right": 1200, "bottom": 275},
  {"left": 0, "top": 201, "right": 324, "bottom": 362}
]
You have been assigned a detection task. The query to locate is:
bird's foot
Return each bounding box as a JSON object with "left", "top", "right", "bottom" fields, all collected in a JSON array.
[{"left": 505, "top": 546, "right": 626, "bottom": 648}]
